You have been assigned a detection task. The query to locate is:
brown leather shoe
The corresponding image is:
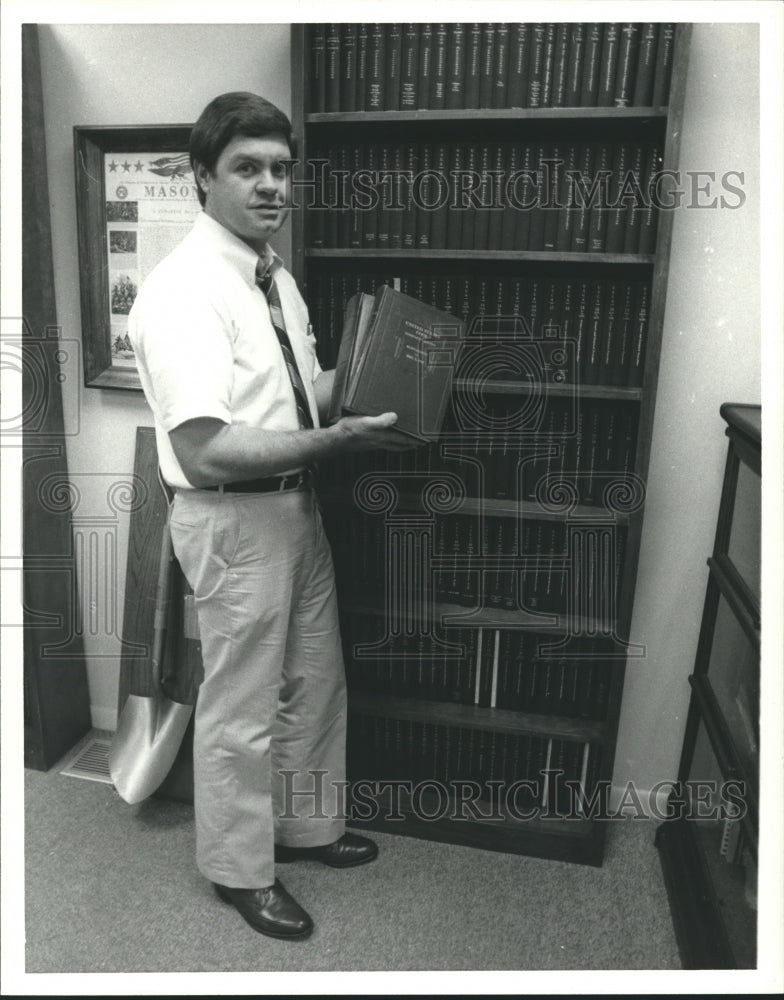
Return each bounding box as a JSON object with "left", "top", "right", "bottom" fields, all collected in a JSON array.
[
  {"left": 214, "top": 879, "right": 313, "bottom": 939},
  {"left": 274, "top": 832, "right": 378, "bottom": 868}
]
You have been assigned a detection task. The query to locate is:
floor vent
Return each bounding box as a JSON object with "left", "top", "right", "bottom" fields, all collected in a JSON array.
[{"left": 59, "top": 734, "right": 113, "bottom": 784}]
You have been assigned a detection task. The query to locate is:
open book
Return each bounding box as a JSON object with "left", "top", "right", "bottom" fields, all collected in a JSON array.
[{"left": 328, "top": 284, "right": 465, "bottom": 441}]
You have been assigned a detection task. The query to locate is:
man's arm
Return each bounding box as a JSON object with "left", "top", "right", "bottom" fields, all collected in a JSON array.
[{"left": 169, "top": 411, "right": 411, "bottom": 489}]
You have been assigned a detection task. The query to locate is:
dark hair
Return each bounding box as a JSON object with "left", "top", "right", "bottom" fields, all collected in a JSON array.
[{"left": 189, "top": 92, "right": 295, "bottom": 206}]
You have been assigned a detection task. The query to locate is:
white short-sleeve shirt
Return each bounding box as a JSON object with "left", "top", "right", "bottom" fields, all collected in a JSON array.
[{"left": 128, "top": 212, "right": 321, "bottom": 489}]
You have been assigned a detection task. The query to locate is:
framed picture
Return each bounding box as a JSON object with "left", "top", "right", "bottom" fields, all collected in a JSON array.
[{"left": 74, "top": 124, "right": 201, "bottom": 389}]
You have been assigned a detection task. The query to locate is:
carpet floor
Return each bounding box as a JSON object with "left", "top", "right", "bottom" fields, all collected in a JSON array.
[{"left": 22, "top": 758, "right": 681, "bottom": 976}]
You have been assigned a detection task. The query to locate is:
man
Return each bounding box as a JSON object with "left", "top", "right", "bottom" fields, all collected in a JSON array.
[{"left": 128, "top": 92, "right": 410, "bottom": 941}]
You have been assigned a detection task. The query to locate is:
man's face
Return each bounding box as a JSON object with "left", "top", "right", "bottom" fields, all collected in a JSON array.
[{"left": 196, "top": 132, "right": 291, "bottom": 253}]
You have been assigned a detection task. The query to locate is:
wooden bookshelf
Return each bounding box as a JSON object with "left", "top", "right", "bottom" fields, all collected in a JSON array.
[
  {"left": 291, "top": 22, "right": 692, "bottom": 866},
  {"left": 655, "top": 405, "right": 760, "bottom": 968}
]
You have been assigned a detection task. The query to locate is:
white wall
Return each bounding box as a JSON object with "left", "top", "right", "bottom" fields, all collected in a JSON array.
[
  {"left": 39, "top": 23, "right": 761, "bottom": 803},
  {"left": 613, "top": 22, "right": 760, "bottom": 804},
  {"left": 38, "top": 23, "right": 292, "bottom": 729}
]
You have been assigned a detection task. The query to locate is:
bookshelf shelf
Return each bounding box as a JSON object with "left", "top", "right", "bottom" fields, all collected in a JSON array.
[
  {"left": 349, "top": 692, "right": 607, "bottom": 743},
  {"left": 307, "top": 249, "right": 656, "bottom": 266},
  {"left": 321, "top": 489, "right": 633, "bottom": 525},
  {"left": 341, "top": 599, "right": 614, "bottom": 637},
  {"left": 306, "top": 107, "right": 669, "bottom": 125},
  {"left": 293, "top": 21, "right": 692, "bottom": 866},
  {"left": 452, "top": 377, "right": 644, "bottom": 401}
]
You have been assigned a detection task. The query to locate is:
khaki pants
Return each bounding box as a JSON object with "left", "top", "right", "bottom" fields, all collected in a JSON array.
[{"left": 170, "top": 486, "right": 347, "bottom": 888}]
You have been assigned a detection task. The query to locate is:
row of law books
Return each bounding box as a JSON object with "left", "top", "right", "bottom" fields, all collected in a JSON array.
[
  {"left": 432, "top": 514, "right": 627, "bottom": 612},
  {"left": 309, "top": 23, "right": 676, "bottom": 113},
  {"left": 320, "top": 395, "right": 639, "bottom": 509},
  {"left": 308, "top": 271, "right": 652, "bottom": 388},
  {"left": 322, "top": 396, "right": 638, "bottom": 507},
  {"left": 308, "top": 140, "right": 663, "bottom": 255},
  {"left": 323, "top": 505, "right": 627, "bottom": 617},
  {"left": 441, "top": 396, "right": 639, "bottom": 506},
  {"left": 347, "top": 713, "right": 602, "bottom": 816},
  {"left": 341, "top": 616, "right": 614, "bottom": 720}
]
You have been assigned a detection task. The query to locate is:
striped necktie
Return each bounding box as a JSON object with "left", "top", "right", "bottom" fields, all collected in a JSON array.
[{"left": 256, "top": 267, "right": 314, "bottom": 430}]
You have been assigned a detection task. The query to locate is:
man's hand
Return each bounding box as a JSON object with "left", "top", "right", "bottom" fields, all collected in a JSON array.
[{"left": 332, "top": 412, "right": 421, "bottom": 452}]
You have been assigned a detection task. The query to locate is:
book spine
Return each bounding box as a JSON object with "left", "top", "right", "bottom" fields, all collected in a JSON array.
[
  {"left": 540, "top": 23, "right": 558, "bottom": 107},
  {"left": 308, "top": 141, "right": 325, "bottom": 248},
  {"left": 361, "top": 143, "right": 379, "bottom": 248},
  {"left": 565, "top": 23, "right": 586, "bottom": 106},
  {"left": 349, "top": 143, "right": 363, "bottom": 249},
  {"left": 355, "top": 23, "right": 369, "bottom": 112},
  {"left": 388, "top": 144, "right": 405, "bottom": 249},
  {"left": 555, "top": 143, "right": 578, "bottom": 252},
  {"left": 583, "top": 281, "right": 605, "bottom": 386},
  {"left": 310, "top": 24, "right": 326, "bottom": 114},
  {"left": 587, "top": 141, "right": 613, "bottom": 252},
  {"left": 402, "top": 143, "right": 418, "bottom": 251},
  {"left": 526, "top": 144, "right": 547, "bottom": 251},
  {"left": 445, "top": 23, "right": 466, "bottom": 110},
  {"left": 527, "top": 23, "right": 546, "bottom": 108},
  {"left": 622, "top": 143, "right": 645, "bottom": 252},
  {"left": 340, "top": 23, "right": 358, "bottom": 113},
  {"left": 464, "top": 518, "right": 479, "bottom": 607},
  {"left": 376, "top": 144, "right": 392, "bottom": 251},
  {"left": 417, "top": 23, "right": 434, "bottom": 109},
  {"left": 579, "top": 22, "right": 602, "bottom": 106},
  {"left": 384, "top": 23, "right": 402, "bottom": 111},
  {"left": 478, "top": 23, "right": 496, "bottom": 108},
  {"left": 500, "top": 142, "right": 521, "bottom": 249},
  {"left": 632, "top": 22, "right": 658, "bottom": 105},
  {"left": 323, "top": 143, "right": 338, "bottom": 248},
  {"left": 325, "top": 23, "right": 341, "bottom": 112},
  {"left": 612, "top": 280, "right": 635, "bottom": 385},
  {"left": 400, "top": 23, "right": 420, "bottom": 110},
  {"left": 447, "top": 143, "right": 466, "bottom": 248},
  {"left": 601, "top": 282, "right": 621, "bottom": 385},
  {"left": 506, "top": 23, "right": 529, "bottom": 108},
  {"left": 651, "top": 23, "right": 676, "bottom": 106},
  {"left": 597, "top": 22, "right": 620, "bottom": 108},
  {"left": 338, "top": 144, "right": 353, "bottom": 247},
  {"left": 550, "top": 22, "right": 571, "bottom": 107},
  {"left": 573, "top": 280, "right": 591, "bottom": 388},
  {"left": 542, "top": 145, "right": 561, "bottom": 251},
  {"left": 430, "top": 23, "right": 449, "bottom": 110},
  {"left": 492, "top": 23, "right": 510, "bottom": 108},
  {"left": 638, "top": 143, "right": 663, "bottom": 254},
  {"left": 605, "top": 142, "right": 631, "bottom": 253},
  {"left": 486, "top": 142, "right": 507, "bottom": 250},
  {"left": 472, "top": 144, "right": 492, "bottom": 251},
  {"left": 463, "top": 23, "right": 482, "bottom": 109},
  {"left": 582, "top": 401, "right": 603, "bottom": 504},
  {"left": 570, "top": 142, "right": 595, "bottom": 253},
  {"left": 416, "top": 143, "right": 433, "bottom": 248},
  {"left": 559, "top": 279, "right": 577, "bottom": 381},
  {"left": 458, "top": 144, "right": 477, "bottom": 250},
  {"left": 429, "top": 143, "right": 450, "bottom": 250},
  {"left": 613, "top": 23, "right": 640, "bottom": 107},
  {"left": 366, "top": 23, "right": 386, "bottom": 111},
  {"left": 627, "top": 281, "right": 650, "bottom": 387}
]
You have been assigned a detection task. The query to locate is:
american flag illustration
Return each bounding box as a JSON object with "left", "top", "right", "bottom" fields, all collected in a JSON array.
[{"left": 148, "top": 153, "right": 192, "bottom": 179}]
